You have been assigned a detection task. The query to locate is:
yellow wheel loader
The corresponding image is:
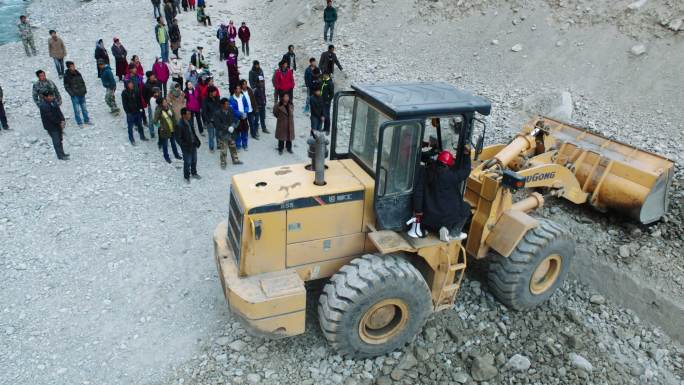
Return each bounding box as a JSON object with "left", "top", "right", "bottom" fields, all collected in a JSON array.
[{"left": 213, "top": 83, "right": 674, "bottom": 358}]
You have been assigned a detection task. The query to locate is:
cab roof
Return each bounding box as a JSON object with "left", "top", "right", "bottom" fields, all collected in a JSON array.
[{"left": 351, "top": 82, "right": 492, "bottom": 120}]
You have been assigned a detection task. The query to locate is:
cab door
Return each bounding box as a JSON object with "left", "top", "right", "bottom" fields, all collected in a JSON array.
[
  {"left": 373, "top": 120, "right": 423, "bottom": 230},
  {"left": 331, "top": 91, "right": 356, "bottom": 160}
]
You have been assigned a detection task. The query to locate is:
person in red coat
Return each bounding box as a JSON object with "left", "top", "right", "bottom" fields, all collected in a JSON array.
[
  {"left": 152, "top": 57, "right": 170, "bottom": 97},
  {"left": 237, "top": 22, "right": 251, "bottom": 57},
  {"left": 126, "top": 55, "right": 144, "bottom": 78},
  {"left": 273, "top": 59, "right": 295, "bottom": 104}
]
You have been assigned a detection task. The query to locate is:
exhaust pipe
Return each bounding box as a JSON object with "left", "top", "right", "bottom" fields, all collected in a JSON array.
[{"left": 307, "top": 131, "right": 329, "bottom": 186}]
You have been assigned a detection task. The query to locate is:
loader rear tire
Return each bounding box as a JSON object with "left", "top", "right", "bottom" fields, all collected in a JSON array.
[
  {"left": 487, "top": 219, "right": 574, "bottom": 310},
  {"left": 318, "top": 254, "right": 432, "bottom": 358}
]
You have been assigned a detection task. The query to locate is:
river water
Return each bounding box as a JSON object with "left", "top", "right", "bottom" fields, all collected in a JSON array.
[{"left": 0, "top": 0, "right": 29, "bottom": 44}]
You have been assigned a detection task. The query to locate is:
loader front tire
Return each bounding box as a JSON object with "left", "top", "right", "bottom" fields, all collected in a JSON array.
[
  {"left": 487, "top": 219, "right": 574, "bottom": 310},
  {"left": 318, "top": 254, "right": 432, "bottom": 358}
]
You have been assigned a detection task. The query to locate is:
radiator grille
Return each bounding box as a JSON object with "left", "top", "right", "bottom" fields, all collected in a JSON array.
[{"left": 227, "top": 187, "right": 244, "bottom": 265}]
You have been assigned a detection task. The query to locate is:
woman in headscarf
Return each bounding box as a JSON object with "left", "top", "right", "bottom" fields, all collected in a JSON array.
[
  {"left": 111, "top": 38, "right": 128, "bottom": 81},
  {"left": 94, "top": 39, "right": 110, "bottom": 77}
]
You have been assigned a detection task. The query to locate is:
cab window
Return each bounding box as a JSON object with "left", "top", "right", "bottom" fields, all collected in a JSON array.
[{"left": 349, "top": 98, "right": 390, "bottom": 173}]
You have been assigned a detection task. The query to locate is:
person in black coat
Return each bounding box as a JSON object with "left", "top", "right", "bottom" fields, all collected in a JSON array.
[
  {"left": 308, "top": 87, "right": 324, "bottom": 136},
  {"left": 412, "top": 148, "right": 472, "bottom": 241},
  {"left": 175, "top": 108, "right": 201, "bottom": 182},
  {"left": 63, "top": 61, "right": 91, "bottom": 127},
  {"left": 201, "top": 86, "right": 221, "bottom": 152},
  {"left": 282, "top": 45, "right": 296, "bottom": 71},
  {"left": 94, "top": 39, "right": 110, "bottom": 77},
  {"left": 319, "top": 45, "right": 343, "bottom": 76},
  {"left": 39, "top": 91, "right": 69, "bottom": 160},
  {"left": 121, "top": 80, "right": 147, "bottom": 144}
]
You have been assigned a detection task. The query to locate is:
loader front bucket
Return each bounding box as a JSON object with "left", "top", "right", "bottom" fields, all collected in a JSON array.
[{"left": 527, "top": 117, "right": 675, "bottom": 224}]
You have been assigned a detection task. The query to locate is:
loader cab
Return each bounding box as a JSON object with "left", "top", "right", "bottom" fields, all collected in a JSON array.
[{"left": 330, "top": 83, "right": 491, "bottom": 231}]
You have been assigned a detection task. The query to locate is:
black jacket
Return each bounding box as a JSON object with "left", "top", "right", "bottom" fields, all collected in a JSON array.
[
  {"left": 413, "top": 156, "right": 472, "bottom": 230},
  {"left": 95, "top": 47, "right": 110, "bottom": 64},
  {"left": 321, "top": 78, "right": 335, "bottom": 104},
  {"left": 213, "top": 108, "right": 235, "bottom": 140},
  {"left": 282, "top": 52, "right": 296, "bottom": 71},
  {"left": 248, "top": 68, "right": 263, "bottom": 89},
  {"left": 175, "top": 118, "right": 200, "bottom": 152},
  {"left": 63, "top": 70, "right": 87, "bottom": 97},
  {"left": 169, "top": 24, "right": 181, "bottom": 42},
  {"left": 201, "top": 96, "right": 221, "bottom": 125},
  {"left": 143, "top": 80, "right": 161, "bottom": 104},
  {"left": 39, "top": 101, "right": 64, "bottom": 132},
  {"left": 121, "top": 89, "right": 142, "bottom": 113},
  {"left": 319, "top": 51, "right": 342, "bottom": 75},
  {"left": 309, "top": 94, "right": 324, "bottom": 119}
]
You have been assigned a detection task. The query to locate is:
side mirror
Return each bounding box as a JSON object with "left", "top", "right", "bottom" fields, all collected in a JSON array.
[
  {"left": 473, "top": 118, "right": 487, "bottom": 161},
  {"left": 475, "top": 134, "right": 485, "bottom": 158}
]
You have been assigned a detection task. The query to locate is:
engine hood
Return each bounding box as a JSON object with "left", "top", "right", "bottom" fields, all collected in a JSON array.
[{"left": 231, "top": 160, "right": 366, "bottom": 214}]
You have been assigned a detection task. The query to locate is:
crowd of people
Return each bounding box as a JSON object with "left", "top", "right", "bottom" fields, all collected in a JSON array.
[{"left": 10, "top": 0, "right": 342, "bottom": 184}]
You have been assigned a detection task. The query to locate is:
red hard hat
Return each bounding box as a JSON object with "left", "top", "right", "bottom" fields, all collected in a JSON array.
[{"left": 437, "top": 150, "right": 455, "bottom": 167}]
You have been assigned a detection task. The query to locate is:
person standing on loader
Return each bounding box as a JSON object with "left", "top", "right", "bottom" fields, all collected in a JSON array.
[{"left": 410, "top": 148, "right": 472, "bottom": 242}]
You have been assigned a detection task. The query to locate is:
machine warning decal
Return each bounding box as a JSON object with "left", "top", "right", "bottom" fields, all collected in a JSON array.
[
  {"left": 525, "top": 172, "right": 556, "bottom": 183},
  {"left": 248, "top": 190, "right": 364, "bottom": 214}
]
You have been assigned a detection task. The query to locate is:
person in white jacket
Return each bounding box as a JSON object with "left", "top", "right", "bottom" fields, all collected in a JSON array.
[{"left": 170, "top": 56, "right": 184, "bottom": 87}]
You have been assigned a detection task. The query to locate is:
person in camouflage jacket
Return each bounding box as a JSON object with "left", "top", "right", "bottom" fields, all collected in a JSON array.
[
  {"left": 32, "top": 70, "right": 62, "bottom": 107},
  {"left": 17, "top": 15, "right": 37, "bottom": 57}
]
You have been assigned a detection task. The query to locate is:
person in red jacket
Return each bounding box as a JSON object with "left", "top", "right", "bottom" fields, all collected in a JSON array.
[
  {"left": 238, "top": 22, "right": 251, "bottom": 57},
  {"left": 152, "top": 57, "right": 170, "bottom": 97},
  {"left": 273, "top": 59, "right": 295, "bottom": 104}
]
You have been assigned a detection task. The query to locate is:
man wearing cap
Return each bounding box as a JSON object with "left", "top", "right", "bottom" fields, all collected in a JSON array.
[
  {"left": 39, "top": 90, "right": 69, "bottom": 160},
  {"left": 97, "top": 60, "right": 120, "bottom": 114},
  {"left": 63, "top": 61, "right": 92, "bottom": 128}
]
